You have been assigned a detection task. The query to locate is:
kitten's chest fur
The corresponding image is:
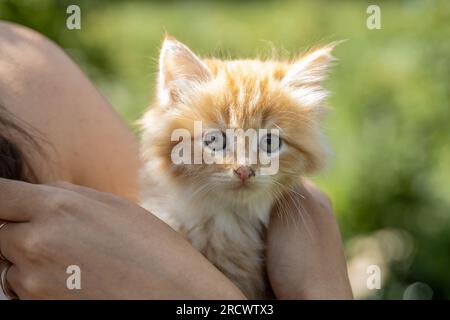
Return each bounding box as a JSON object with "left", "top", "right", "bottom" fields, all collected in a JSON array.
[{"left": 140, "top": 173, "right": 273, "bottom": 299}]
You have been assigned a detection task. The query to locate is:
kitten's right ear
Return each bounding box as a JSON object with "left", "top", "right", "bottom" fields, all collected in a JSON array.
[
  {"left": 281, "top": 43, "right": 339, "bottom": 108},
  {"left": 158, "top": 36, "right": 211, "bottom": 105}
]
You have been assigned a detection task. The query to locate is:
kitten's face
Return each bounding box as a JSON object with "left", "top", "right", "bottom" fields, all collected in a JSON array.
[{"left": 141, "top": 38, "right": 335, "bottom": 205}]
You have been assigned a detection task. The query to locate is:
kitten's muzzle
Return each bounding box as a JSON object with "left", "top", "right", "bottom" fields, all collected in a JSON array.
[{"left": 233, "top": 166, "right": 256, "bottom": 183}]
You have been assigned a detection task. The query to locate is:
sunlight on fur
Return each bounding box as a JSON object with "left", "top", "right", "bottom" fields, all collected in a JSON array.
[{"left": 139, "top": 36, "right": 337, "bottom": 299}]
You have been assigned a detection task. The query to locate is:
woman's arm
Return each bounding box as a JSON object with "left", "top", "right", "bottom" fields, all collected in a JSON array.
[
  {"left": 267, "top": 179, "right": 353, "bottom": 299},
  {"left": 0, "top": 178, "right": 245, "bottom": 299}
]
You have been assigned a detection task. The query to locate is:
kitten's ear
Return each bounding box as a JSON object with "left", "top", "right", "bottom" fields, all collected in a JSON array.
[
  {"left": 281, "top": 43, "right": 338, "bottom": 107},
  {"left": 158, "top": 36, "right": 211, "bottom": 105}
]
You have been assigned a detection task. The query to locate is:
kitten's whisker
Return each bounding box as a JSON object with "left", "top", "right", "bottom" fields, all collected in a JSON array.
[{"left": 270, "top": 181, "right": 313, "bottom": 240}]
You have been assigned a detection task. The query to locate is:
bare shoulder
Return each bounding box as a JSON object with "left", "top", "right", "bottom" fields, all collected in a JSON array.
[{"left": 0, "top": 21, "right": 139, "bottom": 201}]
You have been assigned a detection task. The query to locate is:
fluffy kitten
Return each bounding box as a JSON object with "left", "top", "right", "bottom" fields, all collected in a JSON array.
[{"left": 139, "top": 37, "right": 335, "bottom": 299}]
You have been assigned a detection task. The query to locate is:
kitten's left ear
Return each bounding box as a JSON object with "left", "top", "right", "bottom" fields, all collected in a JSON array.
[
  {"left": 281, "top": 43, "right": 338, "bottom": 107},
  {"left": 158, "top": 36, "right": 212, "bottom": 105}
]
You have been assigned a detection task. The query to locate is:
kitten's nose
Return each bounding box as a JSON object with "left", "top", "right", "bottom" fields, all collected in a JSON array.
[{"left": 234, "top": 166, "right": 255, "bottom": 182}]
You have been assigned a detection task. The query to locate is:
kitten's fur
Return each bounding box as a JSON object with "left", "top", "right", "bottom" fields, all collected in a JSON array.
[{"left": 139, "top": 37, "right": 335, "bottom": 299}]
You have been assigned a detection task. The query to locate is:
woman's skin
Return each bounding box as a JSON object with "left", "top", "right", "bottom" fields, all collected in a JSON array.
[
  {"left": 0, "top": 21, "right": 352, "bottom": 299},
  {"left": 267, "top": 180, "right": 353, "bottom": 299}
]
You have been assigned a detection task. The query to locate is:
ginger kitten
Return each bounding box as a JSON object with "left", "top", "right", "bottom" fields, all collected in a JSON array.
[{"left": 139, "top": 37, "right": 335, "bottom": 299}]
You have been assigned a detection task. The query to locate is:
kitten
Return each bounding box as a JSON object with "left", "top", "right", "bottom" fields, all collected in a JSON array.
[{"left": 139, "top": 37, "right": 335, "bottom": 299}]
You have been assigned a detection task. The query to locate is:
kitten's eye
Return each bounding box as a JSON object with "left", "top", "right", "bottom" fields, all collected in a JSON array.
[
  {"left": 203, "top": 130, "right": 226, "bottom": 151},
  {"left": 259, "top": 133, "right": 282, "bottom": 154}
]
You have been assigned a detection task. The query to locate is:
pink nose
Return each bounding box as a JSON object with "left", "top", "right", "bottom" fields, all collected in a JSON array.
[{"left": 234, "top": 166, "right": 255, "bottom": 182}]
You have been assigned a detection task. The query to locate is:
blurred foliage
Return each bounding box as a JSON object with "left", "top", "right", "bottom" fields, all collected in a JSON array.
[{"left": 1, "top": 0, "right": 449, "bottom": 299}]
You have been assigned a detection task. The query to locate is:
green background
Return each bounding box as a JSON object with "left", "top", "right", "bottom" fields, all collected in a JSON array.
[{"left": 1, "top": 0, "right": 449, "bottom": 299}]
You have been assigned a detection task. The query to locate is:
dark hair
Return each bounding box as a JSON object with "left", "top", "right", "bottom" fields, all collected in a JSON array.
[{"left": 0, "top": 104, "right": 41, "bottom": 183}]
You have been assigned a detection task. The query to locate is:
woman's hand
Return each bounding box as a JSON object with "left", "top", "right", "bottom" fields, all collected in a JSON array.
[
  {"left": 0, "top": 178, "right": 245, "bottom": 299},
  {"left": 267, "top": 179, "right": 353, "bottom": 299}
]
